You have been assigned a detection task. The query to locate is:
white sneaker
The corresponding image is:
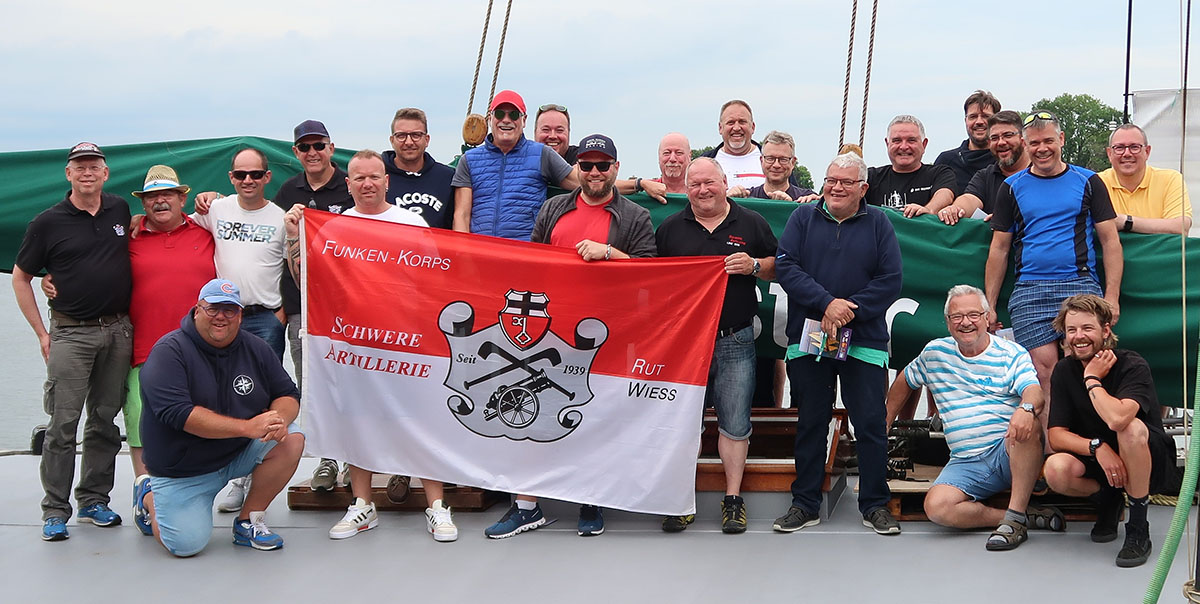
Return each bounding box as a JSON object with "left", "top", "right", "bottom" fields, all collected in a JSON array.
[
  {"left": 217, "top": 476, "right": 250, "bottom": 513},
  {"left": 425, "top": 499, "right": 458, "bottom": 542},
  {"left": 329, "top": 498, "right": 377, "bottom": 539}
]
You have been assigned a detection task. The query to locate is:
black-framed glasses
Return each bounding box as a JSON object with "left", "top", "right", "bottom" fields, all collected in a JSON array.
[
  {"left": 822, "top": 177, "right": 862, "bottom": 188},
  {"left": 579, "top": 160, "right": 615, "bottom": 173},
  {"left": 1109, "top": 143, "right": 1144, "bottom": 155},
  {"left": 198, "top": 303, "right": 241, "bottom": 319},
  {"left": 988, "top": 131, "right": 1020, "bottom": 143},
  {"left": 493, "top": 109, "right": 524, "bottom": 121},
  {"left": 391, "top": 131, "right": 427, "bottom": 142},
  {"left": 946, "top": 311, "right": 986, "bottom": 323},
  {"left": 762, "top": 155, "right": 794, "bottom": 165},
  {"left": 295, "top": 142, "right": 328, "bottom": 153},
  {"left": 1023, "top": 111, "right": 1057, "bottom": 126},
  {"left": 231, "top": 170, "right": 267, "bottom": 181}
]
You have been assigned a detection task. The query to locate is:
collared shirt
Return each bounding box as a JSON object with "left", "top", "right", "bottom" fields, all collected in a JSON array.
[
  {"left": 273, "top": 167, "right": 353, "bottom": 315},
  {"left": 1097, "top": 165, "right": 1192, "bottom": 220},
  {"left": 129, "top": 216, "right": 216, "bottom": 365}
]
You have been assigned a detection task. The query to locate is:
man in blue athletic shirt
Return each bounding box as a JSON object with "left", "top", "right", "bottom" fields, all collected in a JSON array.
[{"left": 985, "top": 110, "right": 1123, "bottom": 433}]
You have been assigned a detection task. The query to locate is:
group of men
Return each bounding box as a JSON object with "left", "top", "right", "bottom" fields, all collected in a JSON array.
[{"left": 13, "top": 87, "right": 1187, "bottom": 566}]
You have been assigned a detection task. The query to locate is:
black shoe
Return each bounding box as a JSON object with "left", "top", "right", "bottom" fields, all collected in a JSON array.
[
  {"left": 863, "top": 507, "right": 902, "bottom": 535},
  {"left": 721, "top": 495, "right": 747, "bottom": 534},
  {"left": 1116, "top": 523, "right": 1152, "bottom": 568},
  {"left": 1091, "top": 488, "right": 1123, "bottom": 543},
  {"left": 661, "top": 514, "right": 695, "bottom": 533},
  {"left": 773, "top": 506, "right": 820, "bottom": 532}
]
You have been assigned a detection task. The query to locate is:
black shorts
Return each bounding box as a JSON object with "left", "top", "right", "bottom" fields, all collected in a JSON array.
[{"left": 1074, "top": 432, "right": 1175, "bottom": 495}]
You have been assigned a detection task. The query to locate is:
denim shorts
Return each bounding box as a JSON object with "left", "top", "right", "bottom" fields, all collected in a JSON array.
[
  {"left": 932, "top": 438, "right": 1012, "bottom": 501},
  {"left": 705, "top": 325, "right": 756, "bottom": 440},
  {"left": 150, "top": 429, "right": 290, "bottom": 556}
]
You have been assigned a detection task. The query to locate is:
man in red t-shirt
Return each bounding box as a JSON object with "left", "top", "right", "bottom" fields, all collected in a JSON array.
[{"left": 487, "top": 135, "right": 655, "bottom": 540}]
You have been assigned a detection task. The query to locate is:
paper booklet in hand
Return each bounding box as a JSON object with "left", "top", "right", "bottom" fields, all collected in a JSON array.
[{"left": 801, "top": 318, "right": 851, "bottom": 361}]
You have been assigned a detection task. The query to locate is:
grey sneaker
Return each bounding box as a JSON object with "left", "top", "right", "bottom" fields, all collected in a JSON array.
[
  {"left": 773, "top": 506, "right": 820, "bottom": 532},
  {"left": 310, "top": 458, "right": 338, "bottom": 491},
  {"left": 863, "top": 507, "right": 901, "bottom": 535}
]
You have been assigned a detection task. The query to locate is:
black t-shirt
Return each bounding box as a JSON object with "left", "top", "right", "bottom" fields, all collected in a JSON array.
[
  {"left": 934, "top": 140, "right": 994, "bottom": 192},
  {"left": 16, "top": 192, "right": 132, "bottom": 319},
  {"left": 748, "top": 183, "right": 817, "bottom": 201},
  {"left": 866, "top": 164, "right": 958, "bottom": 210},
  {"left": 272, "top": 167, "right": 353, "bottom": 316},
  {"left": 654, "top": 200, "right": 778, "bottom": 330},
  {"left": 1049, "top": 349, "right": 1170, "bottom": 450},
  {"left": 963, "top": 163, "right": 1007, "bottom": 214},
  {"left": 563, "top": 145, "right": 579, "bottom": 166}
]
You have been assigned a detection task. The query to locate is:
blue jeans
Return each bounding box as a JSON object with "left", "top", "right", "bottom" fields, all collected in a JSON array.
[
  {"left": 706, "top": 325, "right": 756, "bottom": 440},
  {"left": 240, "top": 311, "right": 285, "bottom": 362},
  {"left": 787, "top": 355, "right": 890, "bottom": 515},
  {"left": 150, "top": 434, "right": 282, "bottom": 557}
]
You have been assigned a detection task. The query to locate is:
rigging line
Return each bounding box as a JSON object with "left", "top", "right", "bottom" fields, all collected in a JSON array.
[
  {"left": 858, "top": 0, "right": 878, "bottom": 147},
  {"left": 1124, "top": 0, "right": 1134, "bottom": 123},
  {"left": 1182, "top": 0, "right": 1195, "bottom": 582},
  {"left": 839, "top": 0, "right": 858, "bottom": 148},
  {"left": 467, "top": 0, "right": 496, "bottom": 115},
  {"left": 487, "top": 0, "right": 515, "bottom": 109}
]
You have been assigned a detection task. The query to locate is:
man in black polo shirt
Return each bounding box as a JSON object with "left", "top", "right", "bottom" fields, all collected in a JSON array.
[
  {"left": 655, "top": 157, "right": 777, "bottom": 534},
  {"left": 271, "top": 119, "right": 352, "bottom": 496},
  {"left": 866, "top": 115, "right": 958, "bottom": 217},
  {"left": 936, "top": 111, "right": 1030, "bottom": 225},
  {"left": 13, "top": 142, "right": 133, "bottom": 541}
]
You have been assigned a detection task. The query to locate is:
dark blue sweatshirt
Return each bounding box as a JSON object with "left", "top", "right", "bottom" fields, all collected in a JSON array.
[
  {"left": 775, "top": 200, "right": 903, "bottom": 352},
  {"left": 140, "top": 312, "right": 299, "bottom": 478},
  {"left": 382, "top": 150, "right": 455, "bottom": 229}
]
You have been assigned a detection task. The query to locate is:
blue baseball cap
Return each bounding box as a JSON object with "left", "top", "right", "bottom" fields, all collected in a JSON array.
[
  {"left": 577, "top": 134, "right": 617, "bottom": 160},
  {"left": 294, "top": 119, "right": 330, "bottom": 142},
  {"left": 197, "top": 279, "right": 243, "bottom": 307}
]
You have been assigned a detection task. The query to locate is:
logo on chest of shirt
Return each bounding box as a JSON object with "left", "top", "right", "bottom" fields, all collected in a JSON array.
[
  {"left": 233, "top": 375, "right": 254, "bottom": 396},
  {"left": 215, "top": 220, "right": 277, "bottom": 243},
  {"left": 396, "top": 192, "right": 444, "bottom": 212},
  {"left": 112, "top": 224, "right": 126, "bottom": 237},
  {"left": 726, "top": 235, "right": 746, "bottom": 248}
]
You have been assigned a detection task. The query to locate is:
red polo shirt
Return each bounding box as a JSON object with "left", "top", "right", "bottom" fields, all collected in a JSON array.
[{"left": 129, "top": 217, "right": 217, "bottom": 365}]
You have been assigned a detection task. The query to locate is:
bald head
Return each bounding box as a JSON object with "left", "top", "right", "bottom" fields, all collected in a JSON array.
[{"left": 658, "top": 132, "right": 691, "bottom": 183}]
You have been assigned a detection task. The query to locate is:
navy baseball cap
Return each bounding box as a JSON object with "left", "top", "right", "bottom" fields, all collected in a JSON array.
[
  {"left": 293, "top": 119, "right": 330, "bottom": 142},
  {"left": 197, "top": 279, "right": 243, "bottom": 307},
  {"left": 577, "top": 134, "right": 617, "bottom": 161}
]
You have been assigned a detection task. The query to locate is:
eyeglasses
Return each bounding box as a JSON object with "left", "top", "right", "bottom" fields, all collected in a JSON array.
[
  {"left": 988, "top": 131, "right": 1020, "bottom": 143},
  {"left": 391, "top": 131, "right": 427, "bottom": 142},
  {"left": 823, "top": 177, "right": 863, "bottom": 188},
  {"left": 1109, "top": 143, "right": 1145, "bottom": 155},
  {"left": 295, "top": 142, "right": 328, "bottom": 153},
  {"left": 198, "top": 303, "right": 241, "bottom": 319},
  {"left": 231, "top": 170, "right": 267, "bottom": 181},
  {"left": 762, "top": 156, "right": 794, "bottom": 165},
  {"left": 493, "top": 109, "right": 524, "bottom": 121},
  {"left": 946, "top": 311, "right": 986, "bottom": 323},
  {"left": 579, "top": 161, "right": 615, "bottom": 173},
  {"left": 1022, "top": 111, "right": 1057, "bottom": 126}
]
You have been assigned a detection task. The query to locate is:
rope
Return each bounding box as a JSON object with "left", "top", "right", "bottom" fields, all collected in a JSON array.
[
  {"left": 839, "top": 0, "right": 858, "bottom": 148},
  {"left": 1123, "top": 0, "right": 1134, "bottom": 123},
  {"left": 858, "top": 0, "right": 878, "bottom": 147},
  {"left": 487, "top": 0, "right": 515, "bottom": 108},
  {"left": 466, "top": 0, "right": 496, "bottom": 115}
]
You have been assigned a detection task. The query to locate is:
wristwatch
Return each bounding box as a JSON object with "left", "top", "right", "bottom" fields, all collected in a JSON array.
[
  {"left": 751, "top": 259, "right": 762, "bottom": 276},
  {"left": 1088, "top": 438, "right": 1103, "bottom": 457},
  {"left": 1123, "top": 215, "right": 1134, "bottom": 233},
  {"left": 1019, "top": 402, "right": 1036, "bottom": 417}
]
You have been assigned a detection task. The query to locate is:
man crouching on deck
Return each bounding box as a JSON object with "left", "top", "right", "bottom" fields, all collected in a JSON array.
[
  {"left": 132, "top": 279, "right": 303, "bottom": 555},
  {"left": 884, "top": 285, "right": 1064, "bottom": 551}
]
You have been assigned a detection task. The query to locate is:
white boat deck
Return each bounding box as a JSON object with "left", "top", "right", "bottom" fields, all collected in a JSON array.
[{"left": 0, "top": 453, "right": 1194, "bottom": 603}]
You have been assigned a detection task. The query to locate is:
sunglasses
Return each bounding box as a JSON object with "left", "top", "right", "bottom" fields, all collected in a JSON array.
[
  {"left": 1022, "top": 111, "right": 1057, "bottom": 126},
  {"left": 231, "top": 170, "right": 267, "bottom": 181},
  {"left": 295, "top": 142, "right": 328, "bottom": 152},
  {"left": 537, "top": 103, "right": 569, "bottom": 118},
  {"left": 493, "top": 109, "right": 524, "bottom": 121},
  {"left": 579, "top": 161, "right": 615, "bottom": 173}
]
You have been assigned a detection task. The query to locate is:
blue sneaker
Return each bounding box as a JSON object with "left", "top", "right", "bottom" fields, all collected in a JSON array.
[
  {"left": 233, "top": 511, "right": 284, "bottom": 551},
  {"left": 578, "top": 505, "right": 604, "bottom": 536},
  {"left": 42, "top": 517, "right": 69, "bottom": 541},
  {"left": 132, "top": 475, "right": 153, "bottom": 536},
  {"left": 78, "top": 503, "right": 122, "bottom": 527},
  {"left": 485, "top": 503, "right": 546, "bottom": 539}
]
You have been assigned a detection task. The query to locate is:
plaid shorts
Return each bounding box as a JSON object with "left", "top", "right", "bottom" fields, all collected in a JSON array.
[{"left": 1008, "top": 276, "right": 1101, "bottom": 349}]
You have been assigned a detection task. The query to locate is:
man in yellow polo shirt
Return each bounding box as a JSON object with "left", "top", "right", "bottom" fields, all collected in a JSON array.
[{"left": 1098, "top": 124, "right": 1192, "bottom": 235}]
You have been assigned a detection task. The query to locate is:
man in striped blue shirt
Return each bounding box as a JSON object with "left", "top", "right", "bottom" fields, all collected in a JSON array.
[{"left": 885, "top": 285, "right": 1064, "bottom": 551}]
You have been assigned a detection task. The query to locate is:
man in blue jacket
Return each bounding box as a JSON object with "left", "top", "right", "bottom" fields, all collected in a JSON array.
[
  {"left": 772, "top": 152, "right": 904, "bottom": 536},
  {"left": 132, "top": 279, "right": 304, "bottom": 556}
]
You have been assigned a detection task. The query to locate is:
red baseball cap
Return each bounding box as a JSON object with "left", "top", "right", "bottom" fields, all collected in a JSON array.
[{"left": 488, "top": 90, "right": 526, "bottom": 114}]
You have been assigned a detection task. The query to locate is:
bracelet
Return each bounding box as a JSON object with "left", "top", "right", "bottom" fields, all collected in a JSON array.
[
  {"left": 285, "top": 237, "right": 299, "bottom": 245},
  {"left": 1087, "top": 383, "right": 1104, "bottom": 392},
  {"left": 1084, "top": 375, "right": 1102, "bottom": 383},
  {"left": 604, "top": 244, "right": 612, "bottom": 261},
  {"left": 634, "top": 177, "right": 643, "bottom": 193}
]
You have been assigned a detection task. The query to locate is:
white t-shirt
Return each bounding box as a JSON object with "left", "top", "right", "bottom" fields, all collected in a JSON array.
[
  {"left": 343, "top": 205, "right": 429, "bottom": 226},
  {"left": 715, "top": 147, "right": 765, "bottom": 189},
  {"left": 192, "top": 196, "right": 286, "bottom": 307}
]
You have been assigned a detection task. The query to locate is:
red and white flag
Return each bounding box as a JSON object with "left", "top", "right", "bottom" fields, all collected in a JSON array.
[{"left": 300, "top": 210, "right": 727, "bottom": 514}]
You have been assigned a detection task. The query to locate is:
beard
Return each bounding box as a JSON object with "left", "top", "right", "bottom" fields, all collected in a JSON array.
[
  {"left": 583, "top": 178, "right": 615, "bottom": 200},
  {"left": 998, "top": 144, "right": 1025, "bottom": 169}
]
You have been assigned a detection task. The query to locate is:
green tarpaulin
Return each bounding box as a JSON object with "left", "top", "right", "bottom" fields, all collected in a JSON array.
[{"left": 2, "top": 137, "right": 1196, "bottom": 405}]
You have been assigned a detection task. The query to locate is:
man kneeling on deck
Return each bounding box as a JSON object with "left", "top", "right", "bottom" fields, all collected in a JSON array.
[
  {"left": 885, "top": 285, "right": 1064, "bottom": 550},
  {"left": 132, "top": 279, "right": 303, "bottom": 556},
  {"left": 1043, "top": 294, "right": 1174, "bottom": 568}
]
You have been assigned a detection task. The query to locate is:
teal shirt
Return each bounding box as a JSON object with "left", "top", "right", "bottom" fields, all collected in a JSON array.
[{"left": 786, "top": 343, "right": 889, "bottom": 367}]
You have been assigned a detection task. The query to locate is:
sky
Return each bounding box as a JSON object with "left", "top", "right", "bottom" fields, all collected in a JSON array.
[{"left": 0, "top": 0, "right": 1193, "bottom": 180}]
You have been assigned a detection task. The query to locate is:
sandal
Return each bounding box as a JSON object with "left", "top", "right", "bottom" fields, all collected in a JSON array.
[
  {"left": 1026, "top": 505, "right": 1066, "bottom": 532},
  {"left": 985, "top": 519, "right": 1028, "bottom": 551},
  {"left": 386, "top": 475, "right": 411, "bottom": 504}
]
